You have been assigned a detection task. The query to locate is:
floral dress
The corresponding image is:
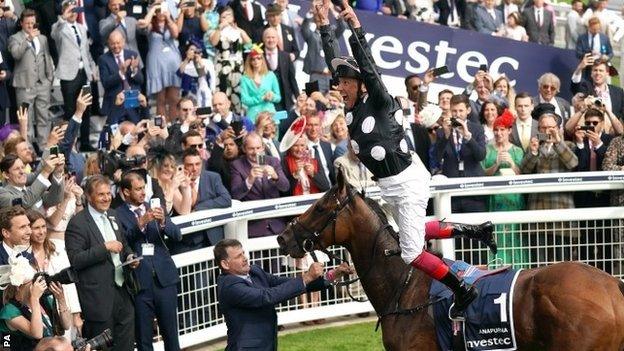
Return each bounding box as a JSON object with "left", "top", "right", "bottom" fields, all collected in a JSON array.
[{"left": 214, "top": 26, "right": 245, "bottom": 114}]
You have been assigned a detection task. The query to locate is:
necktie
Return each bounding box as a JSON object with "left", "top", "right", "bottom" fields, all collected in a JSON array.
[
  {"left": 116, "top": 54, "right": 130, "bottom": 90},
  {"left": 242, "top": 2, "right": 251, "bottom": 21},
  {"left": 520, "top": 124, "right": 529, "bottom": 151},
  {"left": 267, "top": 52, "right": 276, "bottom": 71},
  {"left": 100, "top": 214, "right": 124, "bottom": 287},
  {"left": 71, "top": 24, "right": 81, "bottom": 47},
  {"left": 133, "top": 207, "right": 143, "bottom": 218},
  {"left": 537, "top": 9, "right": 542, "bottom": 27},
  {"left": 30, "top": 39, "right": 36, "bottom": 52},
  {"left": 589, "top": 141, "right": 597, "bottom": 171},
  {"left": 312, "top": 145, "right": 320, "bottom": 162}
]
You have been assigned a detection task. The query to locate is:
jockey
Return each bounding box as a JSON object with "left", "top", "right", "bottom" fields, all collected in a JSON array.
[{"left": 315, "top": 0, "right": 497, "bottom": 315}]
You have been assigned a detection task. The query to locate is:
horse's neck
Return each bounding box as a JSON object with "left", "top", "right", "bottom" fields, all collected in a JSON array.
[{"left": 348, "top": 221, "right": 431, "bottom": 315}]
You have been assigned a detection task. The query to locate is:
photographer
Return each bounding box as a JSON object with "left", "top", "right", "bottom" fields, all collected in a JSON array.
[
  {"left": 0, "top": 256, "right": 71, "bottom": 351},
  {"left": 35, "top": 336, "right": 91, "bottom": 351},
  {"left": 565, "top": 94, "right": 623, "bottom": 137},
  {"left": 571, "top": 57, "right": 624, "bottom": 120}
]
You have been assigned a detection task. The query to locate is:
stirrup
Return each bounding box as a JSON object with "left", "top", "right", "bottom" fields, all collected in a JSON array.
[{"left": 448, "top": 303, "right": 466, "bottom": 321}]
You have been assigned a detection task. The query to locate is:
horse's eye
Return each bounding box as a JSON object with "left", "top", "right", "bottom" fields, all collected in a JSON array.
[{"left": 313, "top": 205, "right": 324, "bottom": 214}]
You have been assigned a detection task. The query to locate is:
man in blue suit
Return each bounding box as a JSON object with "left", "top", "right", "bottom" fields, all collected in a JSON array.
[
  {"left": 473, "top": 0, "right": 503, "bottom": 36},
  {"left": 175, "top": 148, "right": 231, "bottom": 254},
  {"left": 98, "top": 29, "right": 143, "bottom": 127},
  {"left": 215, "top": 239, "right": 352, "bottom": 350},
  {"left": 575, "top": 17, "right": 612, "bottom": 61},
  {"left": 116, "top": 171, "right": 181, "bottom": 351},
  {"left": 435, "top": 94, "right": 487, "bottom": 213}
]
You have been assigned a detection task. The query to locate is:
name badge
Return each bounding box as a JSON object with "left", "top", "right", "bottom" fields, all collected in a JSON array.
[
  {"left": 142, "top": 243, "right": 154, "bottom": 256},
  {"left": 458, "top": 161, "right": 465, "bottom": 172},
  {"left": 133, "top": 5, "right": 142, "bottom": 14}
]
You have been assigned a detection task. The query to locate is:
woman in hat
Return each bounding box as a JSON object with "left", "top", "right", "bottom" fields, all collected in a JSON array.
[
  {"left": 481, "top": 110, "right": 527, "bottom": 266},
  {"left": 240, "top": 44, "right": 281, "bottom": 122},
  {"left": 280, "top": 117, "right": 330, "bottom": 196},
  {"left": 209, "top": 6, "right": 251, "bottom": 114}
]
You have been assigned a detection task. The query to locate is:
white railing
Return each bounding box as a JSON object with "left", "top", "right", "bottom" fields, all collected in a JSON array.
[{"left": 159, "top": 171, "right": 624, "bottom": 349}]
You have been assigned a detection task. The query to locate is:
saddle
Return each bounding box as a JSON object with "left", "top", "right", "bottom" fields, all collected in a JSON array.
[{"left": 429, "top": 260, "right": 521, "bottom": 351}]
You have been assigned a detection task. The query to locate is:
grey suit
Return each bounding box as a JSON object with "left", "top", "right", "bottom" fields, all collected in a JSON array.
[
  {"left": 0, "top": 175, "right": 64, "bottom": 210},
  {"left": 474, "top": 5, "right": 503, "bottom": 35},
  {"left": 99, "top": 15, "right": 143, "bottom": 67},
  {"left": 522, "top": 6, "right": 555, "bottom": 45},
  {"left": 51, "top": 19, "right": 96, "bottom": 81},
  {"left": 8, "top": 30, "right": 54, "bottom": 147},
  {"left": 510, "top": 118, "right": 538, "bottom": 151}
]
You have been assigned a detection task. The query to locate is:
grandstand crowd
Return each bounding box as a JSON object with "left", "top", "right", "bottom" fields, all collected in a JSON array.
[{"left": 0, "top": 0, "right": 622, "bottom": 349}]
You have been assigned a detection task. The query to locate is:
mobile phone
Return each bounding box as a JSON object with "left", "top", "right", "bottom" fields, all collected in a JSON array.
[
  {"left": 196, "top": 106, "right": 212, "bottom": 116},
  {"left": 257, "top": 154, "right": 266, "bottom": 165},
  {"left": 450, "top": 117, "right": 462, "bottom": 128},
  {"left": 124, "top": 89, "right": 140, "bottom": 109},
  {"left": 579, "top": 125, "right": 595, "bottom": 132},
  {"left": 33, "top": 23, "right": 38, "bottom": 29},
  {"left": 50, "top": 145, "right": 59, "bottom": 156},
  {"left": 431, "top": 65, "right": 450, "bottom": 77},
  {"left": 110, "top": 123, "right": 119, "bottom": 135},
  {"left": 20, "top": 102, "right": 30, "bottom": 110},
  {"left": 154, "top": 116, "right": 164, "bottom": 128},
  {"left": 150, "top": 197, "right": 161, "bottom": 209},
  {"left": 81, "top": 84, "right": 91, "bottom": 97},
  {"left": 231, "top": 120, "right": 243, "bottom": 135},
  {"left": 537, "top": 133, "right": 549, "bottom": 142},
  {"left": 478, "top": 64, "right": 488, "bottom": 72},
  {"left": 305, "top": 81, "right": 319, "bottom": 95},
  {"left": 11, "top": 198, "right": 23, "bottom": 207}
]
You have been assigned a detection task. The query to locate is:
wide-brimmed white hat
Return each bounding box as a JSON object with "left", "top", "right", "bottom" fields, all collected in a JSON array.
[
  {"left": 419, "top": 103, "right": 443, "bottom": 128},
  {"left": 279, "top": 116, "right": 307, "bottom": 152}
]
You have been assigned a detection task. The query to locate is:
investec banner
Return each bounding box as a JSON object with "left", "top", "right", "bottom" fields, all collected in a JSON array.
[{"left": 291, "top": 0, "right": 578, "bottom": 98}]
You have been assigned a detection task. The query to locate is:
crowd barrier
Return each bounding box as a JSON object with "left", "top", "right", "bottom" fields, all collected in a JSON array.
[{"left": 150, "top": 171, "right": 624, "bottom": 349}]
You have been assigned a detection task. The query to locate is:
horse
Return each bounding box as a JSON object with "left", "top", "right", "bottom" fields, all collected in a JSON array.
[{"left": 277, "top": 171, "right": 624, "bottom": 350}]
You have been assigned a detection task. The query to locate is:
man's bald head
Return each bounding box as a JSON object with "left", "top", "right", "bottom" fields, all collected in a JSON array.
[
  {"left": 212, "top": 92, "right": 232, "bottom": 115},
  {"left": 108, "top": 30, "right": 125, "bottom": 55}
]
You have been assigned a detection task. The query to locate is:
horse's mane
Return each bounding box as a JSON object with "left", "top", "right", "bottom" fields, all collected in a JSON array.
[{"left": 360, "top": 194, "right": 400, "bottom": 243}]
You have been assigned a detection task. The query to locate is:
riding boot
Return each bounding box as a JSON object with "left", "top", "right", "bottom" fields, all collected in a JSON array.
[
  {"left": 426, "top": 221, "right": 497, "bottom": 254},
  {"left": 439, "top": 269, "right": 478, "bottom": 318},
  {"left": 410, "top": 251, "right": 478, "bottom": 317}
]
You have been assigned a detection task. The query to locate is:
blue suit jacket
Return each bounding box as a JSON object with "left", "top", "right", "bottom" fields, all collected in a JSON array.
[
  {"left": 575, "top": 32, "right": 613, "bottom": 60},
  {"left": 98, "top": 49, "right": 144, "bottom": 123},
  {"left": 196, "top": 170, "right": 231, "bottom": 245},
  {"left": 115, "top": 202, "right": 182, "bottom": 289},
  {"left": 435, "top": 121, "right": 486, "bottom": 177},
  {"left": 217, "top": 265, "right": 328, "bottom": 351},
  {"left": 0, "top": 244, "right": 33, "bottom": 265}
]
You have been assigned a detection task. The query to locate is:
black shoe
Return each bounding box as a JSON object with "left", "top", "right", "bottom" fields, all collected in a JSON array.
[
  {"left": 80, "top": 144, "right": 96, "bottom": 152},
  {"left": 450, "top": 221, "right": 497, "bottom": 254},
  {"left": 450, "top": 284, "right": 478, "bottom": 318}
]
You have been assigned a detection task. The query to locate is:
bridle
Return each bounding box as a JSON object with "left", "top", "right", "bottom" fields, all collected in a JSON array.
[{"left": 290, "top": 186, "right": 357, "bottom": 260}]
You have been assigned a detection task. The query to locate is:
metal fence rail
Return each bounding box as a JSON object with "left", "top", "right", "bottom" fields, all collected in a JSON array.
[{"left": 157, "top": 171, "right": 624, "bottom": 349}]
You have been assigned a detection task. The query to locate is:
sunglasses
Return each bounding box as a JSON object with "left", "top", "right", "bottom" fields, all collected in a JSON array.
[
  {"left": 541, "top": 85, "right": 557, "bottom": 91},
  {"left": 585, "top": 121, "right": 600, "bottom": 126},
  {"left": 189, "top": 144, "right": 204, "bottom": 149}
]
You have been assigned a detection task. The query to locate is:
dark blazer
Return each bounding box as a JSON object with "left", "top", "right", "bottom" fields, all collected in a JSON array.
[
  {"left": 281, "top": 157, "right": 330, "bottom": 195},
  {"left": 510, "top": 119, "right": 539, "bottom": 150},
  {"left": 195, "top": 170, "right": 232, "bottom": 245},
  {"left": 571, "top": 80, "right": 624, "bottom": 120},
  {"left": 522, "top": 6, "right": 555, "bottom": 45},
  {"left": 411, "top": 123, "right": 432, "bottom": 172},
  {"left": 266, "top": 49, "right": 299, "bottom": 111},
  {"left": 312, "top": 140, "right": 337, "bottom": 185},
  {"left": 217, "top": 265, "right": 328, "bottom": 351},
  {"left": 574, "top": 133, "right": 612, "bottom": 171},
  {"left": 115, "top": 202, "right": 182, "bottom": 289},
  {"left": 435, "top": 121, "right": 487, "bottom": 177},
  {"left": 98, "top": 49, "right": 144, "bottom": 124},
  {"left": 435, "top": 0, "right": 466, "bottom": 26},
  {"left": 206, "top": 145, "right": 234, "bottom": 192},
  {"left": 575, "top": 32, "right": 613, "bottom": 59},
  {"left": 230, "top": 0, "right": 264, "bottom": 43},
  {"left": 65, "top": 208, "right": 136, "bottom": 322},
  {"left": 230, "top": 156, "right": 289, "bottom": 237},
  {"left": 0, "top": 244, "right": 34, "bottom": 265}
]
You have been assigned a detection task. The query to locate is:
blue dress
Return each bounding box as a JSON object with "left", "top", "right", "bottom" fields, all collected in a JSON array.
[{"left": 146, "top": 29, "right": 182, "bottom": 95}]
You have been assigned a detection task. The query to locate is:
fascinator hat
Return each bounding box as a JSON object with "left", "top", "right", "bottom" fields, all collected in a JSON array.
[{"left": 0, "top": 249, "right": 37, "bottom": 290}]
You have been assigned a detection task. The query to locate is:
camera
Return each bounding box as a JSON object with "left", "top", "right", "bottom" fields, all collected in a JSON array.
[
  {"left": 537, "top": 133, "right": 549, "bottom": 142},
  {"left": 72, "top": 328, "right": 113, "bottom": 351},
  {"left": 585, "top": 96, "right": 603, "bottom": 108},
  {"left": 450, "top": 117, "right": 462, "bottom": 128},
  {"left": 33, "top": 268, "right": 78, "bottom": 295},
  {"left": 98, "top": 150, "right": 147, "bottom": 179}
]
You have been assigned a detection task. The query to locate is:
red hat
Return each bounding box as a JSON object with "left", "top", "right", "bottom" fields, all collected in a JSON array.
[
  {"left": 279, "top": 116, "right": 306, "bottom": 152},
  {"left": 493, "top": 109, "right": 515, "bottom": 129}
]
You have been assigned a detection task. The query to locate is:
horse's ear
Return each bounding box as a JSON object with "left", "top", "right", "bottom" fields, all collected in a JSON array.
[{"left": 336, "top": 167, "right": 346, "bottom": 192}]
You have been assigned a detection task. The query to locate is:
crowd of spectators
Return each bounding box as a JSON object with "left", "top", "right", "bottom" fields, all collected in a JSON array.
[{"left": 0, "top": 0, "right": 621, "bottom": 349}]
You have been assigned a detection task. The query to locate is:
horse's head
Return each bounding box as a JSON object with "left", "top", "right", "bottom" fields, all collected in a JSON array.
[{"left": 277, "top": 169, "right": 357, "bottom": 258}]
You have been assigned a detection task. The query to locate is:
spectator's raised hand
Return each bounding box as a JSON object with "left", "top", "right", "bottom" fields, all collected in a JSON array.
[
  {"left": 130, "top": 56, "right": 140, "bottom": 71},
  {"left": 48, "top": 281, "right": 66, "bottom": 302},
  {"left": 115, "top": 91, "right": 125, "bottom": 106},
  {"left": 586, "top": 129, "right": 601, "bottom": 145},
  {"left": 30, "top": 275, "right": 47, "bottom": 300},
  {"left": 574, "top": 127, "right": 586, "bottom": 144},
  {"left": 423, "top": 68, "right": 435, "bottom": 85},
  {"left": 529, "top": 137, "right": 539, "bottom": 154},
  {"left": 577, "top": 53, "right": 594, "bottom": 72},
  {"left": 64, "top": 177, "right": 76, "bottom": 199},
  {"left": 151, "top": 206, "right": 166, "bottom": 226},
  {"left": 76, "top": 90, "right": 93, "bottom": 116},
  {"left": 339, "top": 0, "right": 360, "bottom": 29},
  {"left": 547, "top": 126, "right": 561, "bottom": 144},
  {"left": 263, "top": 165, "right": 278, "bottom": 180},
  {"left": 62, "top": 3, "right": 75, "bottom": 21},
  {"left": 116, "top": 10, "right": 127, "bottom": 22},
  {"left": 52, "top": 153, "right": 66, "bottom": 176},
  {"left": 138, "top": 93, "right": 148, "bottom": 108},
  {"left": 247, "top": 166, "right": 264, "bottom": 184},
  {"left": 46, "top": 125, "right": 66, "bottom": 148}
]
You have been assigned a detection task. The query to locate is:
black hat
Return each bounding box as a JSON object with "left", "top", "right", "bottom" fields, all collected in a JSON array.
[
  {"left": 531, "top": 102, "right": 562, "bottom": 126},
  {"left": 331, "top": 56, "right": 361, "bottom": 80}
]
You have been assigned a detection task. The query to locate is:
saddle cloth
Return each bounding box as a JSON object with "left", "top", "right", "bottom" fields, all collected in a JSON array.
[{"left": 429, "top": 260, "right": 521, "bottom": 351}]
